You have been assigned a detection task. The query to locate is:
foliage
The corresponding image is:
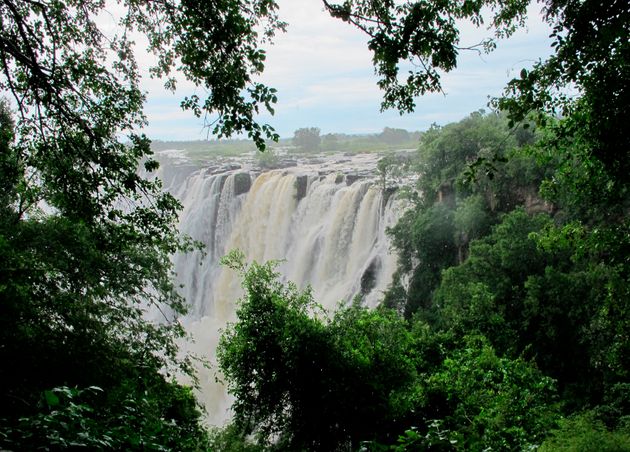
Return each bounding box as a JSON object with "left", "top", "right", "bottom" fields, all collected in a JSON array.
[
  {"left": 425, "top": 335, "right": 558, "bottom": 450},
  {"left": 376, "top": 151, "right": 414, "bottom": 190},
  {"left": 255, "top": 147, "right": 280, "bottom": 169},
  {"left": 0, "top": 0, "right": 284, "bottom": 151},
  {"left": 363, "top": 335, "right": 559, "bottom": 452},
  {"left": 434, "top": 209, "right": 553, "bottom": 344},
  {"left": 210, "top": 1, "right": 630, "bottom": 450},
  {"left": 381, "top": 113, "right": 629, "bottom": 439},
  {"left": 0, "top": 385, "right": 209, "bottom": 451},
  {"left": 379, "top": 127, "right": 411, "bottom": 144},
  {"left": 217, "top": 251, "right": 564, "bottom": 451},
  {"left": 430, "top": 208, "right": 630, "bottom": 409},
  {"left": 0, "top": 41, "right": 211, "bottom": 447},
  {"left": 321, "top": 132, "right": 340, "bottom": 151},
  {"left": 361, "top": 422, "right": 458, "bottom": 451},
  {"left": 539, "top": 412, "right": 630, "bottom": 452},
  {"left": 292, "top": 127, "right": 322, "bottom": 152},
  {"left": 218, "top": 250, "right": 421, "bottom": 450},
  {"left": 533, "top": 110, "right": 629, "bottom": 224},
  {"left": 453, "top": 194, "right": 492, "bottom": 249},
  {"left": 388, "top": 203, "right": 457, "bottom": 317},
  {"left": 495, "top": 1, "right": 630, "bottom": 182},
  {"left": 375, "top": 0, "right": 629, "bottom": 427},
  {"left": 0, "top": 0, "right": 288, "bottom": 447},
  {"left": 208, "top": 424, "right": 266, "bottom": 452},
  {"left": 385, "top": 112, "right": 545, "bottom": 318},
  {"left": 415, "top": 111, "right": 514, "bottom": 202},
  {"left": 323, "top": 0, "right": 530, "bottom": 113}
]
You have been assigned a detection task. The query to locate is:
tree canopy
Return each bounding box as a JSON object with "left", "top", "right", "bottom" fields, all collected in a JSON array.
[
  {"left": 216, "top": 252, "right": 559, "bottom": 451},
  {"left": 215, "top": 1, "right": 630, "bottom": 449},
  {"left": 292, "top": 127, "right": 322, "bottom": 152}
]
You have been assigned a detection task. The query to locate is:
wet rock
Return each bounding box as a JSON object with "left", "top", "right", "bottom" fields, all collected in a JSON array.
[
  {"left": 295, "top": 175, "right": 308, "bottom": 202},
  {"left": 233, "top": 172, "right": 251, "bottom": 196},
  {"left": 360, "top": 258, "right": 381, "bottom": 295}
]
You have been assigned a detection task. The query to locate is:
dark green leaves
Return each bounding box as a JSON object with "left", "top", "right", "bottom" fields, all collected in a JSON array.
[
  {"left": 218, "top": 254, "right": 561, "bottom": 451},
  {"left": 0, "top": 1, "right": 281, "bottom": 446},
  {"left": 218, "top": 253, "right": 421, "bottom": 450}
]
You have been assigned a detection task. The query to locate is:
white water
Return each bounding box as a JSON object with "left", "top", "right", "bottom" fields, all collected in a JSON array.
[{"left": 156, "top": 151, "right": 404, "bottom": 425}]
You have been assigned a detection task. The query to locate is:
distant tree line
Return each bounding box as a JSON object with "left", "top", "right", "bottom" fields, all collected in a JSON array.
[{"left": 292, "top": 127, "right": 421, "bottom": 152}]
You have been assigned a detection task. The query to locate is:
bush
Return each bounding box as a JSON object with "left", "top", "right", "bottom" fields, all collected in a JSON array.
[{"left": 539, "top": 412, "right": 630, "bottom": 452}]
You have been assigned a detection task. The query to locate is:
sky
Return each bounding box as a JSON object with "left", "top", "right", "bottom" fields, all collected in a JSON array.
[{"left": 141, "top": 1, "right": 554, "bottom": 141}]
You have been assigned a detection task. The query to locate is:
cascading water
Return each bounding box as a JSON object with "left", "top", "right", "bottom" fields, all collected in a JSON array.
[{"left": 155, "top": 150, "right": 405, "bottom": 425}]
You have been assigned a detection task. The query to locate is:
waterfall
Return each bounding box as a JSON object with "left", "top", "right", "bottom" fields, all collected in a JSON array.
[{"left": 156, "top": 151, "right": 404, "bottom": 426}]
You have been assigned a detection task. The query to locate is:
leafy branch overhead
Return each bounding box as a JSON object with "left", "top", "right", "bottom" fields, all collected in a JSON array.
[
  {"left": 322, "top": 0, "right": 629, "bottom": 189},
  {"left": 322, "top": 0, "right": 530, "bottom": 112},
  {"left": 0, "top": 0, "right": 284, "bottom": 157}
]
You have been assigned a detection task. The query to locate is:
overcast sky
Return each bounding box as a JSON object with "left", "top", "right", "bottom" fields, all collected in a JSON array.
[{"left": 141, "top": 1, "right": 553, "bottom": 141}]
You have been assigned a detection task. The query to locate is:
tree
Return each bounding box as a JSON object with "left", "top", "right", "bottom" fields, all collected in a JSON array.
[
  {"left": 217, "top": 251, "right": 421, "bottom": 450},
  {"left": 388, "top": 203, "right": 458, "bottom": 317},
  {"left": 425, "top": 335, "right": 557, "bottom": 450},
  {"left": 0, "top": 0, "right": 284, "bottom": 152},
  {"left": 495, "top": 0, "right": 630, "bottom": 183},
  {"left": 292, "top": 127, "right": 321, "bottom": 152},
  {"left": 434, "top": 209, "right": 630, "bottom": 410},
  {"left": 415, "top": 111, "right": 512, "bottom": 203},
  {"left": 376, "top": 151, "right": 413, "bottom": 190},
  {"left": 384, "top": 112, "right": 545, "bottom": 318},
  {"left": 539, "top": 412, "right": 630, "bottom": 452},
  {"left": 379, "top": 127, "right": 410, "bottom": 144},
  {"left": 0, "top": 0, "right": 286, "bottom": 447},
  {"left": 2, "top": 0, "right": 627, "bottom": 447},
  {"left": 322, "top": 132, "right": 339, "bottom": 150},
  {"left": 323, "top": 0, "right": 629, "bottom": 189}
]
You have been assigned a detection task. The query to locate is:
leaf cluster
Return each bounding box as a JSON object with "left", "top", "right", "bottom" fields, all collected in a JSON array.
[
  {"left": 324, "top": 0, "right": 529, "bottom": 112},
  {"left": 1, "top": 384, "right": 209, "bottom": 450}
]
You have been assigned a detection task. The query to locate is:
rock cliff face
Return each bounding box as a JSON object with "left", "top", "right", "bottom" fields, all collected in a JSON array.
[{"left": 154, "top": 150, "right": 405, "bottom": 425}]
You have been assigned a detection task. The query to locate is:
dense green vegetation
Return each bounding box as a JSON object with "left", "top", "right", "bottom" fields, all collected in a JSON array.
[
  {"left": 215, "top": 250, "right": 559, "bottom": 450},
  {"left": 215, "top": 110, "right": 630, "bottom": 450}
]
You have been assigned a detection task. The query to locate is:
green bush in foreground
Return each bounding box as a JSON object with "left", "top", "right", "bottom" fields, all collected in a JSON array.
[
  {"left": 217, "top": 250, "right": 559, "bottom": 451},
  {"left": 539, "top": 412, "right": 630, "bottom": 452}
]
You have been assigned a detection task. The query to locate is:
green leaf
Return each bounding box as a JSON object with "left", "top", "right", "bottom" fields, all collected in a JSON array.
[{"left": 44, "top": 390, "right": 60, "bottom": 407}]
